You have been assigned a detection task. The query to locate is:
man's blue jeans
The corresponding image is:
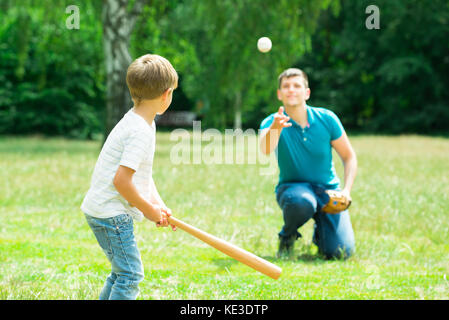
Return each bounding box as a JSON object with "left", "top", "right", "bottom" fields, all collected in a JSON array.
[
  {"left": 276, "top": 182, "right": 355, "bottom": 259},
  {"left": 84, "top": 213, "right": 144, "bottom": 300}
]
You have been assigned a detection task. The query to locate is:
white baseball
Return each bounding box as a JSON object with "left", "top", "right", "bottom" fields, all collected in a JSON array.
[{"left": 257, "top": 37, "right": 272, "bottom": 53}]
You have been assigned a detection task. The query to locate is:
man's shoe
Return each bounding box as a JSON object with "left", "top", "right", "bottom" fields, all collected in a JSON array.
[{"left": 276, "top": 235, "right": 296, "bottom": 258}]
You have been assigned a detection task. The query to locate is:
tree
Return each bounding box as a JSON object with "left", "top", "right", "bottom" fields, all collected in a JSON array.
[
  {"left": 164, "top": 0, "right": 341, "bottom": 129},
  {"left": 0, "top": 0, "right": 105, "bottom": 138},
  {"left": 102, "top": 0, "right": 145, "bottom": 139},
  {"left": 296, "top": 0, "right": 449, "bottom": 134}
]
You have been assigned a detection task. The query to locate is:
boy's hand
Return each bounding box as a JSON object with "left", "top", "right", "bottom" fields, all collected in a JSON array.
[
  {"left": 156, "top": 207, "right": 177, "bottom": 231},
  {"left": 271, "top": 106, "right": 292, "bottom": 130}
]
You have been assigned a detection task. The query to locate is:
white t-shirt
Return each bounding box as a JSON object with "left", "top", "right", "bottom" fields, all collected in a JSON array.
[{"left": 81, "top": 109, "right": 156, "bottom": 221}]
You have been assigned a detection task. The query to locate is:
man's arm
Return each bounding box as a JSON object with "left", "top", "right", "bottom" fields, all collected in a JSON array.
[
  {"left": 331, "top": 132, "right": 358, "bottom": 200},
  {"left": 259, "top": 106, "right": 291, "bottom": 155},
  {"left": 113, "top": 165, "right": 168, "bottom": 226},
  {"left": 259, "top": 127, "right": 280, "bottom": 155}
]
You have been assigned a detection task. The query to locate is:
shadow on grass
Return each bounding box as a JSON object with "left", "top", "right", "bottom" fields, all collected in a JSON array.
[
  {"left": 211, "top": 252, "right": 330, "bottom": 271},
  {"left": 210, "top": 241, "right": 348, "bottom": 270},
  {"left": 211, "top": 257, "right": 238, "bottom": 272},
  {"left": 210, "top": 254, "right": 282, "bottom": 273},
  {"left": 268, "top": 253, "right": 329, "bottom": 264},
  {"left": 296, "top": 253, "right": 328, "bottom": 263}
]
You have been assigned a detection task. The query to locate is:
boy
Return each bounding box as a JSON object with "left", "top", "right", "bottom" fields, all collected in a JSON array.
[
  {"left": 259, "top": 68, "right": 357, "bottom": 259},
  {"left": 81, "top": 54, "right": 178, "bottom": 300}
]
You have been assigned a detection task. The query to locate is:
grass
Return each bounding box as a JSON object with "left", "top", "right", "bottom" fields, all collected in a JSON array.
[{"left": 0, "top": 133, "right": 448, "bottom": 299}]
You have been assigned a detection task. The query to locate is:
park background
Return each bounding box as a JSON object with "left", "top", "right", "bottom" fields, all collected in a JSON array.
[{"left": 1, "top": 0, "right": 448, "bottom": 299}]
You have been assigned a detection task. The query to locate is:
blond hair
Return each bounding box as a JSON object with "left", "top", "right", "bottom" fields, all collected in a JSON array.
[
  {"left": 278, "top": 68, "right": 309, "bottom": 88},
  {"left": 126, "top": 54, "right": 178, "bottom": 103}
]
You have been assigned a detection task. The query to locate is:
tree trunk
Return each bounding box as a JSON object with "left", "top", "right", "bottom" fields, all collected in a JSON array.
[
  {"left": 233, "top": 91, "right": 242, "bottom": 130},
  {"left": 102, "top": 0, "right": 143, "bottom": 142}
]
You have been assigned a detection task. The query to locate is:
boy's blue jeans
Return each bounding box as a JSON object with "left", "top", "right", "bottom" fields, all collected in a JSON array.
[
  {"left": 84, "top": 213, "right": 144, "bottom": 300},
  {"left": 276, "top": 182, "right": 355, "bottom": 259}
]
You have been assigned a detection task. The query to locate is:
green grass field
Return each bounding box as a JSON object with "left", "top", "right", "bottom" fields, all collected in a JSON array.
[{"left": 1, "top": 133, "right": 448, "bottom": 299}]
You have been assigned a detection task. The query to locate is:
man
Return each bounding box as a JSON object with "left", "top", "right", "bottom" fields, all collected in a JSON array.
[{"left": 259, "top": 68, "right": 357, "bottom": 259}]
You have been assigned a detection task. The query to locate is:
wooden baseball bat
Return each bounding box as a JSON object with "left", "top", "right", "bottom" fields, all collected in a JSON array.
[{"left": 167, "top": 216, "right": 282, "bottom": 280}]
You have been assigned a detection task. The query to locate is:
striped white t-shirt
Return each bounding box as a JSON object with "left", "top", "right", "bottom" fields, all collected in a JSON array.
[{"left": 81, "top": 108, "right": 156, "bottom": 221}]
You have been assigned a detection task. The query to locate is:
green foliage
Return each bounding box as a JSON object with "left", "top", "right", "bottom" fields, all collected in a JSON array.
[
  {"left": 130, "top": 2, "right": 195, "bottom": 113},
  {"left": 156, "top": 0, "right": 339, "bottom": 129},
  {"left": 0, "top": 1, "right": 105, "bottom": 139},
  {"left": 1, "top": 1, "right": 448, "bottom": 136},
  {"left": 296, "top": 0, "right": 449, "bottom": 134}
]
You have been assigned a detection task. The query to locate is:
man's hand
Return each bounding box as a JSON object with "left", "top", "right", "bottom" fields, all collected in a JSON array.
[
  {"left": 271, "top": 106, "right": 292, "bottom": 130},
  {"left": 341, "top": 188, "right": 352, "bottom": 203},
  {"left": 322, "top": 190, "right": 352, "bottom": 214},
  {"left": 260, "top": 106, "right": 291, "bottom": 155}
]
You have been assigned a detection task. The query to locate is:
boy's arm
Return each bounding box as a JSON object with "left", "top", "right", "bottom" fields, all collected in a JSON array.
[
  {"left": 148, "top": 177, "right": 168, "bottom": 211},
  {"left": 113, "top": 165, "right": 167, "bottom": 225},
  {"left": 148, "top": 177, "right": 177, "bottom": 231},
  {"left": 259, "top": 107, "right": 291, "bottom": 154}
]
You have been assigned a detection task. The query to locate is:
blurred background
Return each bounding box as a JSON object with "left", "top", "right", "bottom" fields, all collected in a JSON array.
[{"left": 1, "top": 0, "right": 448, "bottom": 139}]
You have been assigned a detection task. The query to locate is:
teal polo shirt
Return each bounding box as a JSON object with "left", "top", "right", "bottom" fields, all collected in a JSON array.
[{"left": 260, "top": 105, "right": 344, "bottom": 191}]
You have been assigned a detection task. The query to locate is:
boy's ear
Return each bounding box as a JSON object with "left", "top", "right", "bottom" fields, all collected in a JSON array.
[
  {"left": 162, "top": 87, "right": 173, "bottom": 100},
  {"left": 276, "top": 89, "right": 282, "bottom": 101}
]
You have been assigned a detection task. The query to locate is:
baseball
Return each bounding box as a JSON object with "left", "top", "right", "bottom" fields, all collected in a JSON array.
[{"left": 257, "top": 37, "right": 272, "bottom": 53}]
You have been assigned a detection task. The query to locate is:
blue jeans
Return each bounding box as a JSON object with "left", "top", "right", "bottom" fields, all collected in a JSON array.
[
  {"left": 276, "top": 182, "right": 355, "bottom": 259},
  {"left": 84, "top": 213, "right": 144, "bottom": 300}
]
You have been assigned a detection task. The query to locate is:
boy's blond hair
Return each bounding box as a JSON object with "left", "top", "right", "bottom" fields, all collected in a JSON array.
[
  {"left": 126, "top": 54, "right": 178, "bottom": 103},
  {"left": 278, "top": 68, "right": 309, "bottom": 88}
]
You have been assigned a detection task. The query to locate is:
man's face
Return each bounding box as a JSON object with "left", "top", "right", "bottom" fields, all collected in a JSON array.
[{"left": 277, "top": 76, "right": 310, "bottom": 108}]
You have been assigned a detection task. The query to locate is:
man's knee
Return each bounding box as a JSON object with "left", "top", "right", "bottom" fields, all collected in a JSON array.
[
  {"left": 314, "top": 210, "right": 355, "bottom": 260},
  {"left": 281, "top": 191, "right": 317, "bottom": 216},
  {"left": 320, "top": 238, "right": 355, "bottom": 260}
]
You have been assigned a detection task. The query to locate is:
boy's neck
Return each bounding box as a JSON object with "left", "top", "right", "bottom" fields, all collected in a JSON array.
[{"left": 132, "top": 102, "right": 159, "bottom": 125}]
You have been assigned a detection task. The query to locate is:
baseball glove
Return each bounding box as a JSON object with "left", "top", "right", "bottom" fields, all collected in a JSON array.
[{"left": 322, "top": 190, "right": 351, "bottom": 214}]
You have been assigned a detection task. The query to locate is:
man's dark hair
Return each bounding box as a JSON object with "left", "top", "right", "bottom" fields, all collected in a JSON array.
[{"left": 278, "top": 68, "right": 309, "bottom": 88}]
